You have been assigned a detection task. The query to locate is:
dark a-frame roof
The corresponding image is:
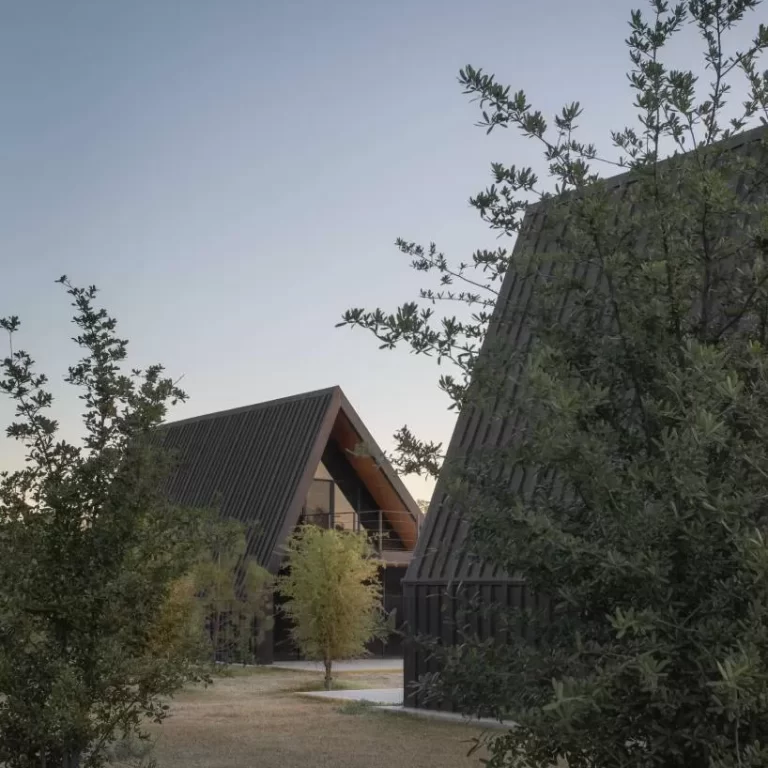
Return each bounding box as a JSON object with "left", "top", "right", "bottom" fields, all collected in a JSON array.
[
  {"left": 407, "top": 123, "right": 768, "bottom": 587},
  {"left": 157, "top": 386, "right": 421, "bottom": 573}
]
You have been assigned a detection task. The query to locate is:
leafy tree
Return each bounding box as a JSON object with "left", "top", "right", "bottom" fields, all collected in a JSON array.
[
  {"left": 193, "top": 522, "right": 272, "bottom": 664},
  {"left": 339, "top": 2, "right": 768, "bottom": 767},
  {"left": 144, "top": 572, "right": 206, "bottom": 665},
  {"left": 277, "top": 525, "right": 385, "bottom": 690},
  {"left": 0, "top": 278, "right": 212, "bottom": 768}
]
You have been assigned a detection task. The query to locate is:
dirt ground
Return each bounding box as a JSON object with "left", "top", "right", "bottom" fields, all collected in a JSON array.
[{"left": 146, "top": 667, "right": 492, "bottom": 768}]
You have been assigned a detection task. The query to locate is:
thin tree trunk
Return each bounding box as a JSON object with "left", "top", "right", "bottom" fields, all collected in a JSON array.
[
  {"left": 324, "top": 658, "right": 333, "bottom": 691},
  {"left": 211, "top": 610, "right": 220, "bottom": 663}
]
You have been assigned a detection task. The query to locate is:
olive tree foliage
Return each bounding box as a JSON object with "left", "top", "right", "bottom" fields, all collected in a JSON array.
[
  {"left": 277, "top": 525, "right": 385, "bottom": 690},
  {"left": 339, "top": 2, "right": 768, "bottom": 767},
  {"left": 340, "top": 0, "right": 768, "bottom": 482},
  {"left": 0, "top": 279, "right": 212, "bottom": 768}
]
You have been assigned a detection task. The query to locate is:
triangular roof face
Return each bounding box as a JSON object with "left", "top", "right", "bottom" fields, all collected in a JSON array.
[
  {"left": 407, "top": 123, "right": 768, "bottom": 587},
  {"left": 158, "top": 386, "right": 421, "bottom": 572}
]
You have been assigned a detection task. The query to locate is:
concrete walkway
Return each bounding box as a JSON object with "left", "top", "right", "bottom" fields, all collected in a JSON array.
[
  {"left": 272, "top": 657, "right": 403, "bottom": 673},
  {"left": 378, "top": 706, "right": 515, "bottom": 730},
  {"left": 295, "top": 683, "right": 515, "bottom": 728},
  {"left": 298, "top": 688, "right": 403, "bottom": 706}
]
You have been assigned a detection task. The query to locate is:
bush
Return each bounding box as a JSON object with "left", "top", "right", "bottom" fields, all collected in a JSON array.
[{"left": 0, "top": 279, "right": 212, "bottom": 768}]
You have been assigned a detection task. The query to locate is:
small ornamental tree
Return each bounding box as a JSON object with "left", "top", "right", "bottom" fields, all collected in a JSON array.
[
  {"left": 194, "top": 522, "right": 273, "bottom": 664},
  {"left": 0, "top": 278, "right": 211, "bottom": 768},
  {"left": 339, "top": 2, "right": 768, "bottom": 767},
  {"left": 145, "top": 572, "right": 207, "bottom": 666},
  {"left": 277, "top": 525, "right": 385, "bottom": 690}
]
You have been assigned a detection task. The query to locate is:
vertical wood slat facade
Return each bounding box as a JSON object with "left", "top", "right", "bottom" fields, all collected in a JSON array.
[{"left": 403, "top": 124, "right": 768, "bottom": 710}]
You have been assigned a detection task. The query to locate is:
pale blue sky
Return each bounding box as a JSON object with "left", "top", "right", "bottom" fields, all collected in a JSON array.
[{"left": 0, "top": 1, "right": 761, "bottom": 498}]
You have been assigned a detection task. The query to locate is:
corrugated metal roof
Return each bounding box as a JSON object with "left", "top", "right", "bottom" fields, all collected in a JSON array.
[
  {"left": 157, "top": 386, "right": 423, "bottom": 572},
  {"left": 407, "top": 123, "right": 768, "bottom": 585},
  {"left": 157, "top": 387, "right": 338, "bottom": 570}
]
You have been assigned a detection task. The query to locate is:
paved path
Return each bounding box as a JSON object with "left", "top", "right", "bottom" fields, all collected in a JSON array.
[
  {"left": 296, "top": 684, "right": 515, "bottom": 727},
  {"left": 298, "top": 688, "right": 403, "bottom": 705},
  {"left": 380, "top": 706, "right": 516, "bottom": 730},
  {"left": 272, "top": 657, "right": 403, "bottom": 673}
]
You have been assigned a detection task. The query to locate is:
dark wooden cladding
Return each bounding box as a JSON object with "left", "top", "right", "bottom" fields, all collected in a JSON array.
[
  {"left": 154, "top": 385, "right": 422, "bottom": 664},
  {"left": 157, "top": 384, "right": 421, "bottom": 575},
  {"left": 407, "top": 123, "right": 768, "bottom": 587},
  {"left": 404, "top": 124, "right": 768, "bottom": 709},
  {"left": 403, "top": 580, "right": 543, "bottom": 711},
  {"left": 157, "top": 388, "right": 337, "bottom": 569}
]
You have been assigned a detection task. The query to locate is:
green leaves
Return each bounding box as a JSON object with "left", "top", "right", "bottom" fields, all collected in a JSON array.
[
  {"left": 0, "top": 281, "right": 210, "bottom": 767},
  {"left": 609, "top": 606, "right": 657, "bottom": 639},
  {"left": 341, "top": 1, "right": 768, "bottom": 766},
  {"left": 277, "top": 526, "right": 385, "bottom": 688},
  {"left": 0, "top": 315, "right": 20, "bottom": 334},
  {"left": 192, "top": 523, "right": 273, "bottom": 663}
]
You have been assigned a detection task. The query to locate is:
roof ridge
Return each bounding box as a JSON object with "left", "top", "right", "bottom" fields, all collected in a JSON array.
[
  {"left": 529, "top": 121, "right": 768, "bottom": 212},
  {"left": 160, "top": 385, "right": 341, "bottom": 429}
]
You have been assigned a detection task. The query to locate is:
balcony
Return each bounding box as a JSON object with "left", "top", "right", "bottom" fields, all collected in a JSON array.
[{"left": 300, "top": 507, "right": 418, "bottom": 565}]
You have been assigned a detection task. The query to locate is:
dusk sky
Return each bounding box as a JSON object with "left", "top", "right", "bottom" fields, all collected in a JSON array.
[{"left": 0, "top": 1, "right": 761, "bottom": 499}]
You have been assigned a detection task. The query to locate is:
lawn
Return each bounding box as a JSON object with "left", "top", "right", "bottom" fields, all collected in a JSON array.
[{"left": 142, "top": 666, "right": 491, "bottom": 767}]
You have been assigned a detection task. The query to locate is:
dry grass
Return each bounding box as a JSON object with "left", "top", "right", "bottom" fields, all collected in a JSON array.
[{"left": 146, "top": 667, "right": 490, "bottom": 767}]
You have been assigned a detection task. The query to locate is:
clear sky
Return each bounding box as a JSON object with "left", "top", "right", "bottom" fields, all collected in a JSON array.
[{"left": 0, "top": 1, "right": 761, "bottom": 500}]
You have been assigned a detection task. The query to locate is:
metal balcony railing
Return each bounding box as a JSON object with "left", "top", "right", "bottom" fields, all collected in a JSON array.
[{"left": 301, "top": 507, "right": 418, "bottom": 552}]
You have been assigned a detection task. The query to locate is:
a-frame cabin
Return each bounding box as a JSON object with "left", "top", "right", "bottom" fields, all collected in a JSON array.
[
  {"left": 403, "top": 123, "right": 768, "bottom": 711},
  {"left": 158, "top": 385, "right": 422, "bottom": 663}
]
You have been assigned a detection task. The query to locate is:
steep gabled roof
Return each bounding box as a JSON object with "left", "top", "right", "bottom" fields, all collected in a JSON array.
[
  {"left": 157, "top": 386, "right": 421, "bottom": 572},
  {"left": 407, "top": 123, "right": 768, "bottom": 586}
]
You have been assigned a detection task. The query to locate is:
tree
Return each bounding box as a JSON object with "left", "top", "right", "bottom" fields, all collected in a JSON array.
[
  {"left": 339, "top": 2, "right": 768, "bottom": 766},
  {"left": 0, "top": 278, "right": 212, "bottom": 768},
  {"left": 144, "top": 572, "right": 206, "bottom": 666},
  {"left": 277, "top": 525, "right": 384, "bottom": 690},
  {"left": 193, "top": 521, "right": 272, "bottom": 664}
]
